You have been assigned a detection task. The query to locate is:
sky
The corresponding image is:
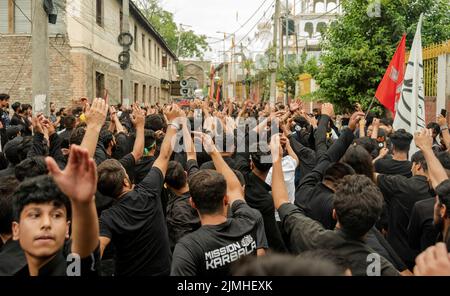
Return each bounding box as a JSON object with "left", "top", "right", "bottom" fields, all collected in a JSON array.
[{"left": 159, "top": 0, "right": 277, "bottom": 62}]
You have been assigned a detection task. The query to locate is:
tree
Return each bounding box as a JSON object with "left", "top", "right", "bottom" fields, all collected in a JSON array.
[
  {"left": 315, "top": 0, "right": 450, "bottom": 112},
  {"left": 134, "top": 0, "right": 210, "bottom": 58},
  {"left": 277, "top": 52, "right": 319, "bottom": 98}
]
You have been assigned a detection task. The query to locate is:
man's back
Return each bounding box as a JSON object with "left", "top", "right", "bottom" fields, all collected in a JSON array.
[
  {"left": 377, "top": 174, "right": 433, "bottom": 268},
  {"left": 374, "top": 158, "right": 412, "bottom": 177},
  {"left": 99, "top": 167, "right": 171, "bottom": 276},
  {"left": 171, "top": 200, "right": 267, "bottom": 276}
]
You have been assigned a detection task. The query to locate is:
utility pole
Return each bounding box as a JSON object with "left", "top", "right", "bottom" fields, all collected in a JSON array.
[
  {"left": 122, "top": 0, "right": 131, "bottom": 107},
  {"left": 269, "top": 0, "right": 281, "bottom": 107},
  {"left": 285, "top": 0, "right": 289, "bottom": 105},
  {"left": 32, "top": 0, "right": 49, "bottom": 116}
]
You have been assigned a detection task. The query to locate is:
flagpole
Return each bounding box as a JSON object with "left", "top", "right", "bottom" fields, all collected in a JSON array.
[{"left": 365, "top": 97, "right": 376, "bottom": 119}]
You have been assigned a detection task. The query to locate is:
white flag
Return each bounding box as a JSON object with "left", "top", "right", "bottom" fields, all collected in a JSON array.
[{"left": 393, "top": 14, "right": 425, "bottom": 156}]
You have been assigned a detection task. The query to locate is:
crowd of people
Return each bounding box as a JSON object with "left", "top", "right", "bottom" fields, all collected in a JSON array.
[{"left": 0, "top": 92, "right": 449, "bottom": 276}]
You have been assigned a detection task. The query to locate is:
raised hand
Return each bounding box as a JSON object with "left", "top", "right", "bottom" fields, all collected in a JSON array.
[
  {"left": 414, "top": 128, "right": 433, "bottom": 151},
  {"left": 414, "top": 243, "right": 450, "bottom": 276},
  {"left": 270, "top": 133, "right": 283, "bottom": 163},
  {"left": 348, "top": 111, "right": 365, "bottom": 131},
  {"left": 131, "top": 104, "right": 145, "bottom": 129},
  {"left": 321, "top": 103, "right": 334, "bottom": 117},
  {"left": 85, "top": 98, "right": 108, "bottom": 129},
  {"left": 46, "top": 145, "right": 97, "bottom": 204}
]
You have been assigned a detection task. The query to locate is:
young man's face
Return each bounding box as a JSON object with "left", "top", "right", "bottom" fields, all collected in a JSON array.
[
  {"left": 0, "top": 99, "right": 9, "bottom": 108},
  {"left": 13, "top": 202, "right": 70, "bottom": 259}
]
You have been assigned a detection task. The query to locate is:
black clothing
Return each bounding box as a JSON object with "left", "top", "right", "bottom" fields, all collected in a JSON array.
[
  {"left": 15, "top": 240, "right": 99, "bottom": 276},
  {"left": 407, "top": 197, "right": 439, "bottom": 252},
  {"left": 200, "top": 156, "right": 236, "bottom": 170},
  {"left": 0, "top": 239, "right": 27, "bottom": 276},
  {"left": 279, "top": 203, "right": 399, "bottom": 276},
  {"left": 166, "top": 191, "right": 201, "bottom": 251},
  {"left": 99, "top": 167, "right": 171, "bottom": 276},
  {"left": 374, "top": 158, "right": 412, "bottom": 178},
  {"left": 134, "top": 155, "right": 156, "bottom": 184},
  {"left": 377, "top": 174, "right": 433, "bottom": 268},
  {"left": 171, "top": 200, "right": 267, "bottom": 276}
]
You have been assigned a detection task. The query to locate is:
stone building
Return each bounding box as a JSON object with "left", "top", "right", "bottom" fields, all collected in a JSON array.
[{"left": 0, "top": 0, "right": 177, "bottom": 107}]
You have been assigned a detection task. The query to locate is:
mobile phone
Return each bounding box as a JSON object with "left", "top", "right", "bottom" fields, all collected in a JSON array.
[{"left": 441, "top": 109, "right": 447, "bottom": 117}]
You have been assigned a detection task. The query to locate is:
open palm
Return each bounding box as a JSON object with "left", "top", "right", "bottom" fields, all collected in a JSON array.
[{"left": 46, "top": 145, "right": 98, "bottom": 204}]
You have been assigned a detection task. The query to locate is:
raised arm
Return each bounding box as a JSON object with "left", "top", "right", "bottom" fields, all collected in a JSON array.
[
  {"left": 152, "top": 104, "right": 184, "bottom": 177},
  {"left": 46, "top": 145, "right": 99, "bottom": 258},
  {"left": 414, "top": 128, "right": 449, "bottom": 188},
  {"left": 130, "top": 105, "right": 145, "bottom": 161},
  {"left": 270, "top": 134, "right": 290, "bottom": 210},
  {"left": 81, "top": 98, "right": 108, "bottom": 158},
  {"left": 202, "top": 133, "right": 244, "bottom": 204},
  {"left": 438, "top": 115, "right": 450, "bottom": 152}
]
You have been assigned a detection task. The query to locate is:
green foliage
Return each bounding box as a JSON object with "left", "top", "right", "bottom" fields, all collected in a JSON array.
[
  {"left": 276, "top": 52, "right": 319, "bottom": 98},
  {"left": 134, "top": 0, "right": 210, "bottom": 58},
  {"left": 315, "top": 0, "right": 450, "bottom": 111}
]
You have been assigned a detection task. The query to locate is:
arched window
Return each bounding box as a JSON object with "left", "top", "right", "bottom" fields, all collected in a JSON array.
[{"left": 304, "top": 22, "right": 314, "bottom": 38}]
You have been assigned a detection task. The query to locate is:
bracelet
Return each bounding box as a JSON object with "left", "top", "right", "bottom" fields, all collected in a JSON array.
[
  {"left": 167, "top": 122, "right": 180, "bottom": 130},
  {"left": 440, "top": 125, "right": 448, "bottom": 131}
]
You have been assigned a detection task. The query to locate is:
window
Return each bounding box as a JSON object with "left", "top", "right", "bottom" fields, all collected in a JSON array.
[
  {"left": 148, "top": 39, "right": 152, "bottom": 62},
  {"left": 96, "top": 0, "right": 103, "bottom": 26},
  {"left": 134, "top": 83, "right": 139, "bottom": 102},
  {"left": 157, "top": 47, "right": 160, "bottom": 67},
  {"left": 162, "top": 54, "right": 167, "bottom": 69},
  {"left": 154, "top": 44, "right": 157, "bottom": 64},
  {"left": 143, "top": 85, "right": 146, "bottom": 102},
  {"left": 14, "top": 0, "right": 32, "bottom": 34},
  {"left": 149, "top": 86, "right": 152, "bottom": 103},
  {"left": 134, "top": 25, "right": 138, "bottom": 51},
  {"left": 142, "top": 34, "right": 145, "bottom": 57},
  {"left": 120, "top": 79, "right": 123, "bottom": 102},
  {"left": 95, "top": 72, "right": 105, "bottom": 99},
  {"left": 119, "top": 10, "right": 123, "bottom": 32}
]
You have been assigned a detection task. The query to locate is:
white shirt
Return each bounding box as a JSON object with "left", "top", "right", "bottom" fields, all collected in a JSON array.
[{"left": 265, "top": 155, "right": 298, "bottom": 221}]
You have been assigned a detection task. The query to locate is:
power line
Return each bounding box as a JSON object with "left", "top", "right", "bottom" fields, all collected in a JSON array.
[{"left": 208, "top": 0, "right": 275, "bottom": 45}]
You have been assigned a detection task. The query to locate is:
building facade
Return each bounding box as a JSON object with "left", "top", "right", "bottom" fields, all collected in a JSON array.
[{"left": 0, "top": 0, "right": 177, "bottom": 107}]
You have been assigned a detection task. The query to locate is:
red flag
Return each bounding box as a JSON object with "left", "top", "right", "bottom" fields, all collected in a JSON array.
[{"left": 375, "top": 34, "right": 406, "bottom": 115}]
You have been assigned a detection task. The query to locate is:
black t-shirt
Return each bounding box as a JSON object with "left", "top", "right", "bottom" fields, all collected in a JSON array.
[
  {"left": 377, "top": 174, "right": 433, "bottom": 268},
  {"left": 15, "top": 240, "right": 99, "bottom": 276},
  {"left": 99, "top": 166, "right": 171, "bottom": 276},
  {"left": 0, "top": 239, "right": 27, "bottom": 276},
  {"left": 134, "top": 155, "right": 155, "bottom": 184},
  {"left": 166, "top": 191, "right": 201, "bottom": 251},
  {"left": 170, "top": 200, "right": 267, "bottom": 276},
  {"left": 374, "top": 158, "right": 412, "bottom": 178},
  {"left": 407, "top": 197, "right": 439, "bottom": 252}
]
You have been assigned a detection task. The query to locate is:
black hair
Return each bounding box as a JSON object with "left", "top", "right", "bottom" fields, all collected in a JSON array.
[
  {"left": 11, "top": 102, "right": 21, "bottom": 113},
  {"left": 13, "top": 175, "right": 71, "bottom": 221},
  {"left": 21, "top": 104, "right": 31, "bottom": 111},
  {"left": 232, "top": 253, "right": 345, "bottom": 276},
  {"left": 250, "top": 144, "right": 272, "bottom": 173},
  {"left": 145, "top": 114, "right": 166, "bottom": 131},
  {"left": 427, "top": 122, "right": 440, "bottom": 138},
  {"left": 436, "top": 180, "right": 450, "bottom": 218},
  {"left": 323, "top": 162, "right": 355, "bottom": 183},
  {"left": 63, "top": 115, "right": 76, "bottom": 130},
  {"left": 4, "top": 136, "right": 33, "bottom": 165},
  {"left": 72, "top": 107, "right": 83, "bottom": 117},
  {"left": 341, "top": 145, "right": 375, "bottom": 181},
  {"left": 390, "top": 129, "right": 413, "bottom": 152},
  {"left": 15, "top": 156, "right": 49, "bottom": 182},
  {"left": 437, "top": 151, "right": 450, "bottom": 170},
  {"left": 333, "top": 175, "right": 383, "bottom": 238},
  {"left": 165, "top": 161, "right": 186, "bottom": 190},
  {"left": 69, "top": 126, "right": 86, "bottom": 146},
  {"left": 380, "top": 118, "right": 393, "bottom": 126},
  {"left": 0, "top": 93, "right": 10, "bottom": 101},
  {"left": 354, "top": 137, "right": 378, "bottom": 156},
  {"left": 97, "top": 159, "right": 127, "bottom": 198},
  {"left": 189, "top": 169, "right": 227, "bottom": 215},
  {"left": 411, "top": 150, "right": 428, "bottom": 171},
  {"left": 0, "top": 176, "right": 19, "bottom": 234},
  {"left": 99, "top": 129, "right": 114, "bottom": 148},
  {"left": 144, "top": 129, "right": 156, "bottom": 149}
]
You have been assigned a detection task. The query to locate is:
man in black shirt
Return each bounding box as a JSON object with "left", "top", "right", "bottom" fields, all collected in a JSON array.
[
  {"left": 0, "top": 176, "right": 27, "bottom": 276},
  {"left": 376, "top": 150, "right": 433, "bottom": 268},
  {"left": 374, "top": 129, "right": 413, "bottom": 177},
  {"left": 134, "top": 129, "right": 157, "bottom": 184},
  {"left": 97, "top": 104, "right": 184, "bottom": 276},
  {"left": 165, "top": 161, "right": 200, "bottom": 251},
  {"left": 270, "top": 134, "right": 399, "bottom": 276},
  {"left": 171, "top": 133, "right": 267, "bottom": 276},
  {"left": 12, "top": 146, "right": 100, "bottom": 276}
]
